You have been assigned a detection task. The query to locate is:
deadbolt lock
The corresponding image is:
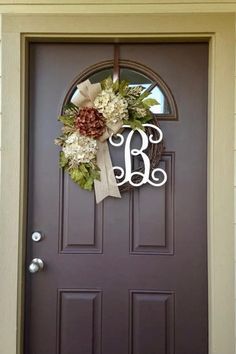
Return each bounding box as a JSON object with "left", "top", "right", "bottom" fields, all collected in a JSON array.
[{"left": 32, "top": 231, "right": 43, "bottom": 242}]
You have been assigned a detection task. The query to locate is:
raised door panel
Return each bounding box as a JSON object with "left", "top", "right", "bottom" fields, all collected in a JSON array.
[
  {"left": 130, "top": 291, "right": 174, "bottom": 354},
  {"left": 57, "top": 290, "right": 102, "bottom": 354},
  {"left": 130, "top": 153, "right": 174, "bottom": 254},
  {"left": 59, "top": 174, "right": 104, "bottom": 253}
]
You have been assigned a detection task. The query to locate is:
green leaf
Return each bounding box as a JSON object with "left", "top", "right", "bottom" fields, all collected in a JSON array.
[
  {"left": 70, "top": 168, "right": 81, "bottom": 182},
  {"left": 119, "top": 80, "right": 129, "bottom": 96},
  {"left": 90, "top": 168, "right": 101, "bottom": 181},
  {"left": 59, "top": 152, "right": 68, "bottom": 168},
  {"left": 69, "top": 168, "right": 87, "bottom": 188},
  {"left": 112, "top": 79, "right": 119, "bottom": 93},
  {"left": 63, "top": 102, "right": 79, "bottom": 113},
  {"left": 101, "top": 76, "right": 113, "bottom": 90},
  {"left": 54, "top": 137, "right": 64, "bottom": 147},
  {"left": 79, "top": 164, "right": 89, "bottom": 177},
  {"left": 139, "top": 114, "right": 153, "bottom": 124},
  {"left": 126, "top": 119, "right": 144, "bottom": 131},
  {"left": 66, "top": 163, "right": 101, "bottom": 191},
  {"left": 58, "top": 115, "right": 75, "bottom": 127},
  {"left": 83, "top": 177, "right": 94, "bottom": 191},
  {"left": 137, "top": 90, "right": 150, "bottom": 101},
  {"left": 142, "top": 98, "right": 159, "bottom": 107}
]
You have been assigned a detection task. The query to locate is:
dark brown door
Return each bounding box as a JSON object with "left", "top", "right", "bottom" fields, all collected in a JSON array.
[{"left": 25, "top": 43, "right": 208, "bottom": 354}]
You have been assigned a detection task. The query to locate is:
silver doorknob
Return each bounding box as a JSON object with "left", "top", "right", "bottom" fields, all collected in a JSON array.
[{"left": 28, "top": 258, "right": 44, "bottom": 273}]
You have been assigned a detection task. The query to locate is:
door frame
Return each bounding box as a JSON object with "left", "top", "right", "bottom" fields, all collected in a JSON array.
[{"left": 0, "top": 13, "right": 235, "bottom": 354}]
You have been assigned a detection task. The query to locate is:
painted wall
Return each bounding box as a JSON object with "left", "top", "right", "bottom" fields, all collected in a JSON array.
[
  {"left": 0, "top": 0, "right": 235, "bottom": 349},
  {"left": 0, "top": 16, "right": 1, "bottom": 197}
]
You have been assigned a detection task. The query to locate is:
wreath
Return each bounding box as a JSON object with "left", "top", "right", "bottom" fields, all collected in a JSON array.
[{"left": 55, "top": 76, "right": 164, "bottom": 202}]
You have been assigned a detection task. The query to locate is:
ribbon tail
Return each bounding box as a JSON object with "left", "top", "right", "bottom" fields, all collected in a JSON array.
[{"left": 94, "top": 141, "right": 121, "bottom": 204}]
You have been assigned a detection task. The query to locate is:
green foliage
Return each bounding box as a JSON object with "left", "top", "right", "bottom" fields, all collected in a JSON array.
[
  {"left": 119, "top": 80, "right": 129, "bottom": 96},
  {"left": 142, "top": 98, "right": 159, "bottom": 107},
  {"left": 100, "top": 77, "right": 131, "bottom": 97},
  {"left": 140, "top": 114, "right": 153, "bottom": 124},
  {"left": 126, "top": 119, "right": 145, "bottom": 131},
  {"left": 101, "top": 76, "right": 113, "bottom": 90},
  {"left": 58, "top": 115, "right": 75, "bottom": 128},
  {"left": 69, "top": 168, "right": 85, "bottom": 186},
  {"left": 136, "top": 89, "right": 150, "bottom": 101},
  {"left": 59, "top": 151, "right": 100, "bottom": 192},
  {"left": 125, "top": 88, "right": 160, "bottom": 129},
  {"left": 59, "top": 152, "right": 68, "bottom": 168},
  {"left": 67, "top": 163, "right": 100, "bottom": 191},
  {"left": 112, "top": 79, "right": 120, "bottom": 93},
  {"left": 54, "top": 137, "right": 64, "bottom": 147},
  {"left": 63, "top": 102, "right": 79, "bottom": 115},
  {"left": 58, "top": 103, "right": 78, "bottom": 129}
]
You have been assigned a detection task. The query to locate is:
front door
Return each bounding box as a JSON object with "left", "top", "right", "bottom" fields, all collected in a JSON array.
[{"left": 25, "top": 42, "right": 208, "bottom": 354}]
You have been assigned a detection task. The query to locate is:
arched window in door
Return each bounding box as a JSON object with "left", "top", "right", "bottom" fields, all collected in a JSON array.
[{"left": 63, "top": 59, "right": 178, "bottom": 121}]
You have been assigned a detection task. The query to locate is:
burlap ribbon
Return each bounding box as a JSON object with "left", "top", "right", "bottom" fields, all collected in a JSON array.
[{"left": 71, "top": 80, "right": 121, "bottom": 203}]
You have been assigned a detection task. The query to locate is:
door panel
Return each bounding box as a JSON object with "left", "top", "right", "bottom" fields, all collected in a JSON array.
[
  {"left": 25, "top": 43, "right": 208, "bottom": 354},
  {"left": 130, "top": 291, "right": 174, "bottom": 354},
  {"left": 58, "top": 289, "right": 102, "bottom": 354},
  {"left": 131, "top": 154, "right": 174, "bottom": 255},
  {"left": 60, "top": 175, "right": 104, "bottom": 253}
]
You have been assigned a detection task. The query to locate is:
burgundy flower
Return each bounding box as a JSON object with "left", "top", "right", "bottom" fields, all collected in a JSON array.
[{"left": 76, "top": 107, "right": 105, "bottom": 139}]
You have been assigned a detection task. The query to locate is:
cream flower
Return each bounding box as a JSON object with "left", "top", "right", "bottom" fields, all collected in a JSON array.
[
  {"left": 128, "top": 86, "right": 143, "bottom": 97},
  {"left": 62, "top": 132, "right": 97, "bottom": 165},
  {"left": 94, "top": 89, "right": 129, "bottom": 124},
  {"left": 134, "top": 107, "right": 147, "bottom": 118}
]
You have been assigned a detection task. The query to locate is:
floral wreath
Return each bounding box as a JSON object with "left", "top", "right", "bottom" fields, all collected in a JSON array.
[{"left": 55, "top": 76, "right": 163, "bottom": 203}]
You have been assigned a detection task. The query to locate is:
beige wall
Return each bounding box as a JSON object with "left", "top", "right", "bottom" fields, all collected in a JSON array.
[
  {"left": 0, "top": 2, "right": 236, "bottom": 353},
  {"left": 0, "top": 17, "right": 2, "bottom": 196}
]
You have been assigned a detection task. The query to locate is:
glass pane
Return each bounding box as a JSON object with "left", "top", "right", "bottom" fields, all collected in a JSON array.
[
  {"left": 149, "top": 86, "right": 171, "bottom": 114},
  {"left": 120, "top": 68, "right": 153, "bottom": 90},
  {"left": 89, "top": 68, "right": 113, "bottom": 83}
]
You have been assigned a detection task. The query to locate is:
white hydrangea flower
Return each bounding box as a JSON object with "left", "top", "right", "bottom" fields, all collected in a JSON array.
[
  {"left": 128, "top": 86, "right": 143, "bottom": 97},
  {"left": 135, "top": 107, "right": 147, "bottom": 118},
  {"left": 63, "top": 132, "right": 97, "bottom": 165},
  {"left": 94, "top": 89, "right": 129, "bottom": 124}
]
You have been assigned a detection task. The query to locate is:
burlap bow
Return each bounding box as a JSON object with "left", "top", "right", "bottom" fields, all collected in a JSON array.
[{"left": 71, "top": 80, "right": 121, "bottom": 203}]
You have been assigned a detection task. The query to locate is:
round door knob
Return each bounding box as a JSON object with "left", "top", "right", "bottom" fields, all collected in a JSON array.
[{"left": 28, "top": 258, "right": 44, "bottom": 273}]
